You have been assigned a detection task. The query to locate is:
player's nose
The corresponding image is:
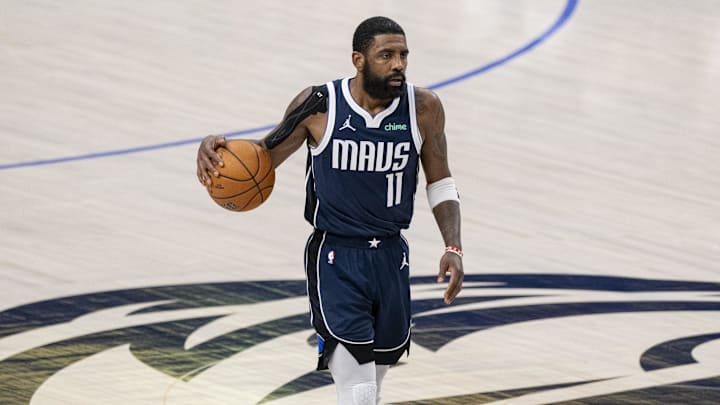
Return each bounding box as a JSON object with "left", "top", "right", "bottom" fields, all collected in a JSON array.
[{"left": 391, "top": 55, "right": 405, "bottom": 72}]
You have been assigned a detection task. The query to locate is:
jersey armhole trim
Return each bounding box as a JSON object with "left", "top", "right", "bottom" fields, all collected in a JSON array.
[
  {"left": 310, "top": 82, "right": 336, "bottom": 156},
  {"left": 311, "top": 157, "right": 320, "bottom": 227},
  {"left": 408, "top": 84, "right": 423, "bottom": 154}
]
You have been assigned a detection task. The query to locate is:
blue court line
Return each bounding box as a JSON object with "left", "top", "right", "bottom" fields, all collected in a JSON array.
[
  {"left": 427, "top": 0, "right": 578, "bottom": 90},
  {"left": 0, "top": 0, "right": 577, "bottom": 171},
  {"left": 0, "top": 125, "right": 276, "bottom": 170}
]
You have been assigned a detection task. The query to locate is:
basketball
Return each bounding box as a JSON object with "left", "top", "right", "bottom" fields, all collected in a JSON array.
[{"left": 206, "top": 140, "right": 275, "bottom": 211}]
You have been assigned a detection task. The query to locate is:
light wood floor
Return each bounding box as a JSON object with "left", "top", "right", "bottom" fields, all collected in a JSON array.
[{"left": 1, "top": 1, "right": 720, "bottom": 403}]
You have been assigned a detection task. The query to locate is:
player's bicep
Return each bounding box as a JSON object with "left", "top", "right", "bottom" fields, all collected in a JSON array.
[{"left": 419, "top": 92, "right": 452, "bottom": 183}]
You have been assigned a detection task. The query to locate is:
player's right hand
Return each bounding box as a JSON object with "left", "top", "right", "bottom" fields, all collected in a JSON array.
[{"left": 196, "top": 134, "right": 227, "bottom": 186}]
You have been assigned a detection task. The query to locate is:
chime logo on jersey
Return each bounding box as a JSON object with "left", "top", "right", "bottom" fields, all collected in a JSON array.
[
  {"left": 2, "top": 274, "right": 719, "bottom": 404},
  {"left": 384, "top": 122, "right": 407, "bottom": 131},
  {"left": 331, "top": 139, "right": 411, "bottom": 172}
]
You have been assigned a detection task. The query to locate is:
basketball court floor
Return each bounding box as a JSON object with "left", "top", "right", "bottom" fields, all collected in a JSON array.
[{"left": 1, "top": 0, "right": 720, "bottom": 403}]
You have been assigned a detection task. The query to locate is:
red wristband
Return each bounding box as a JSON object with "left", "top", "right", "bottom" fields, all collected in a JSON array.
[{"left": 445, "top": 246, "right": 463, "bottom": 258}]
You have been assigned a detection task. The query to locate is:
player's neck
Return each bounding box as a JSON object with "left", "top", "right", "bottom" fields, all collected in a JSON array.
[{"left": 349, "top": 77, "right": 393, "bottom": 116}]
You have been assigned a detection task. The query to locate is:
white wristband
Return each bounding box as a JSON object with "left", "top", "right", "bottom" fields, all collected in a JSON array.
[{"left": 427, "top": 177, "right": 460, "bottom": 209}]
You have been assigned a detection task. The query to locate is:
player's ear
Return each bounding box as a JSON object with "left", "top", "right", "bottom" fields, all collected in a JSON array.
[{"left": 352, "top": 51, "right": 364, "bottom": 71}]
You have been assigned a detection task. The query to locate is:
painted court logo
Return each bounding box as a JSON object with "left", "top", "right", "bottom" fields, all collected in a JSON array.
[{"left": 1, "top": 274, "right": 719, "bottom": 404}]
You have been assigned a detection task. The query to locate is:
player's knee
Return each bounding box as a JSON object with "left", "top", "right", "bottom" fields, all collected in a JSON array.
[
  {"left": 352, "top": 382, "right": 377, "bottom": 405},
  {"left": 329, "top": 344, "right": 379, "bottom": 404}
]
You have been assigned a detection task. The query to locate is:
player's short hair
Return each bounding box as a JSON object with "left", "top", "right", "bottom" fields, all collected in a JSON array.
[{"left": 352, "top": 16, "right": 405, "bottom": 54}]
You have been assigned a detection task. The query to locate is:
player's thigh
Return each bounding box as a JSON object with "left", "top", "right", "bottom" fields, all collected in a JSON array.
[
  {"left": 374, "top": 238, "right": 411, "bottom": 351},
  {"left": 311, "top": 239, "right": 375, "bottom": 343}
]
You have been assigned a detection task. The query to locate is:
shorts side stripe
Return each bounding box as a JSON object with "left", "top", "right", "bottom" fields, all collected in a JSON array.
[
  {"left": 316, "top": 231, "right": 374, "bottom": 346},
  {"left": 374, "top": 325, "right": 411, "bottom": 352}
]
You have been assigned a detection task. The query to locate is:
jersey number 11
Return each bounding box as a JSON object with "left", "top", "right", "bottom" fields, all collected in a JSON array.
[{"left": 385, "top": 172, "right": 403, "bottom": 207}]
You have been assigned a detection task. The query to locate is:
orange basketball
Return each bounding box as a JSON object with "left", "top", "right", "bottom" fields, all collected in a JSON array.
[{"left": 206, "top": 140, "right": 275, "bottom": 211}]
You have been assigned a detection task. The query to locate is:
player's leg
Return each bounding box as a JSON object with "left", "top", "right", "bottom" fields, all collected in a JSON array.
[
  {"left": 305, "top": 230, "right": 379, "bottom": 404},
  {"left": 306, "top": 232, "right": 376, "bottom": 368},
  {"left": 328, "top": 345, "right": 390, "bottom": 405},
  {"left": 375, "top": 364, "right": 389, "bottom": 404},
  {"left": 328, "top": 344, "right": 377, "bottom": 405},
  {"left": 373, "top": 235, "right": 412, "bottom": 400}
]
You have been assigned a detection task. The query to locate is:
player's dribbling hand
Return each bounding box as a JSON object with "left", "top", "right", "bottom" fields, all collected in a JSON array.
[
  {"left": 437, "top": 252, "right": 464, "bottom": 304},
  {"left": 196, "top": 134, "right": 227, "bottom": 186}
]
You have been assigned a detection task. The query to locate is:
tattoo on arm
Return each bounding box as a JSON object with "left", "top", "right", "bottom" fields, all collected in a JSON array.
[{"left": 429, "top": 128, "right": 448, "bottom": 161}]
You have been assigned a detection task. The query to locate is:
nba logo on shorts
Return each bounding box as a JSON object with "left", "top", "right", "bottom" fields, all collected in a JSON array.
[{"left": 328, "top": 250, "right": 335, "bottom": 265}]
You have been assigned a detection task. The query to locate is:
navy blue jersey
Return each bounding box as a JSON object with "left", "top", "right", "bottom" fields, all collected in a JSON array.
[{"left": 304, "top": 78, "right": 423, "bottom": 237}]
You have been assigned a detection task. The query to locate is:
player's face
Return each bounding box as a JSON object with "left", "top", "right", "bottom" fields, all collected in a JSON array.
[{"left": 361, "top": 34, "right": 409, "bottom": 100}]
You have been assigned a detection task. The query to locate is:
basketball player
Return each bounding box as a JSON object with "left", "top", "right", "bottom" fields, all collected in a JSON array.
[{"left": 196, "top": 16, "right": 463, "bottom": 405}]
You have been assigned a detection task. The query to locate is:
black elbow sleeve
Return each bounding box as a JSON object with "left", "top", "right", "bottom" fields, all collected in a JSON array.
[{"left": 264, "top": 85, "right": 328, "bottom": 149}]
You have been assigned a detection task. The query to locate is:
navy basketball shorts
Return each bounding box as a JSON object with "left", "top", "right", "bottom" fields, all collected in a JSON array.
[{"left": 305, "top": 229, "right": 412, "bottom": 370}]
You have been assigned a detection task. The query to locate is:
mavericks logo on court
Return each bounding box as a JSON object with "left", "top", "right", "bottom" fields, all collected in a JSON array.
[{"left": 1, "top": 274, "right": 720, "bottom": 404}]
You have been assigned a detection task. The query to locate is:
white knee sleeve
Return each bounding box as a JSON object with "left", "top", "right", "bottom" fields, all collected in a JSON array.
[
  {"left": 375, "top": 365, "right": 389, "bottom": 404},
  {"left": 329, "top": 344, "right": 377, "bottom": 405},
  {"left": 352, "top": 383, "right": 377, "bottom": 405}
]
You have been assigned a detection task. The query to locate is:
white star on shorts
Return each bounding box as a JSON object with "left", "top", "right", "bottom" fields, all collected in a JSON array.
[{"left": 368, "top": 238, "right": 381, "bottom": 248}]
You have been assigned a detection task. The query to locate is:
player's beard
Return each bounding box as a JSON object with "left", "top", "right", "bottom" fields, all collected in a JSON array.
[{"left": 362, "top": 64, "right": 406, "bottom": 100}]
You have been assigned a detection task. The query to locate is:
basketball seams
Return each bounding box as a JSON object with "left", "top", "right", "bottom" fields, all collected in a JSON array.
[
  {"left": 211, "top": 173, "right": 274, "bottom": 198},
  {"left": 239, "top": 190, "right": 263, "bottom": 211},
  {"left": 224, "top": 146, "right": 259, "bottom": 182},
  {"left": 249, "top": 147, "right": 275, "bottom": 200},
  {"left": 250, "top": 143, "right": 261, "bottom": 178},
  {"left": 217, "top": 173, "right": 256, "bottom": 182},
  {"left": 212, "top": 186, "right": 259, "bottom": 199},
  {"left": 212, "top": 183, "right": 274, "bottom": 200},
  {"left": 225, "top": 143, "right": 265, "bottom": 202},
  {"left": 250, "top": 144, "right": 276, "bottom": 201}
]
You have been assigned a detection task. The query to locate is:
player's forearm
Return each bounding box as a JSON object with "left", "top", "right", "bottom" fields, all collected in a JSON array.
[
  {"left": 432, "top": 200, "right": 462, "bottom": 249},
  {"left": 262, "top": 133, "right": 305, "bottom": 169}
]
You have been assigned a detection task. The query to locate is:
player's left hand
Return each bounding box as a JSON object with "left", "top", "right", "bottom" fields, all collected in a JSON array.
[{"left": 437, "top": 252, "right": 464, "bottom": 304}]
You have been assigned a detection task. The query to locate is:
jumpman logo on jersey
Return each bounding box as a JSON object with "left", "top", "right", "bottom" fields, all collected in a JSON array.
[
  {"left": 400, "top": 252, "right": 409, "bottom": 270},
  {"left": 339, "top": 115, "right": 356, "bottom": 132}
]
